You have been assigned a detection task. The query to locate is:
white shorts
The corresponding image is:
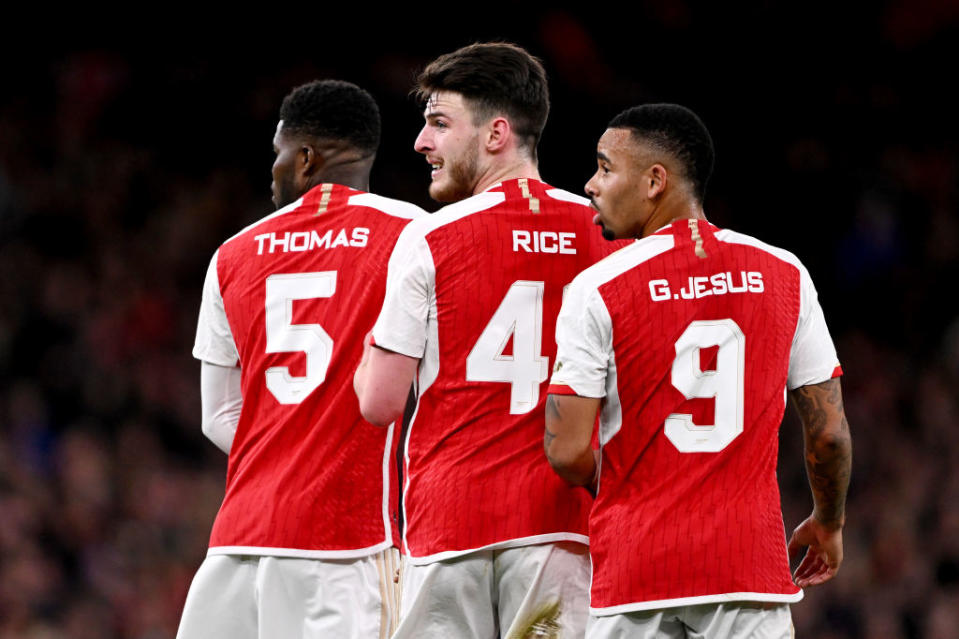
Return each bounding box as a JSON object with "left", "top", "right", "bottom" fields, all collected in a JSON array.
[
  {"left": 393, "top": 541, "right": 590, "bottom": 639},
  {"left": 587, "top": 602, "right": 794, "bottom": 639},
  {"left": 176, "top": 549, "right": 402, "bottom": 639}
]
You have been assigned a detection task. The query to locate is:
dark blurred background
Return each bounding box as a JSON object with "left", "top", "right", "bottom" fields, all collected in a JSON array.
[{"left": 1, "top": 3, "right": 957, "bottom": 637}]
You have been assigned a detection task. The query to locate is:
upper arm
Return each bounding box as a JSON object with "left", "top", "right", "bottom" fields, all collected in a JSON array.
[
  {"left": 545, "top": 394, "right": 601, "bottom": 448},
  {"left": 194, "top": 251, "right": 240, "bottom": 367},
  {"left": 371, "top": 223, "right": 434, "bottom": 358},
  {"left": 357, "top": 345, "right": 419, "bottom": 426},
  {"left": 549, "top": 282, "right": 612, "bottom": 399},
  {"left": 788, "top": 378, "right": 849, "bottom": 445},
  {"left": 200, "top": 360, "right": 243, "bottom": 453},
  {"left": 787, "top": 264, "right": 840, "bottom": 389},
  {"left": 544, "top": 279, "right": 611, "bottom": 476}
]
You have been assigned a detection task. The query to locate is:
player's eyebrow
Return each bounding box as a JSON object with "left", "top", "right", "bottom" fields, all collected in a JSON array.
[
  {"left": 596, "top": 151, "right": 611, "bottom": 164},
  {"left": 424, "top": 111, "right": 449, "bottom": 122}
]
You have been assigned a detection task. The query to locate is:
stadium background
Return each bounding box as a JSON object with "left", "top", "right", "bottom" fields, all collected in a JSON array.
[{"left": 1, "top": 3, "right": 957, "bottom": 637}]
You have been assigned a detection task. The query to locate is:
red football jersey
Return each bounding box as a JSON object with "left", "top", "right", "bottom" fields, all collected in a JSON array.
[
  {"left": 549, "top": 220, "right": 842, "bottom": 613},
  {"left": 372, "top": 178, "right": 629, "bottom": 563},
  {"left": 193, "top": 183, "right": 423, "bottom": 558}
]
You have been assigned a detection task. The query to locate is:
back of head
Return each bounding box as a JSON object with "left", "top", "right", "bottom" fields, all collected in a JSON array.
[
  {"left": 609, "top": 104, "right": 715, "bottom": 203},
  {"left": 279, "top": 79, "right": 381, "bottom": 155},
  {"left": 415, "top": 42, "right": 549, "bottom": 157}
]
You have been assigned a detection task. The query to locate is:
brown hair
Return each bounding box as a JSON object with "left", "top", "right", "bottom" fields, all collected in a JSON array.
[{"left": 415, "top": 42, "right": 549, "bottom": 157}]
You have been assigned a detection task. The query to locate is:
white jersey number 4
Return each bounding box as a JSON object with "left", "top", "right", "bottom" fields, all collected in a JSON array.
[
  {"left": 466, "top": 280, "right": 549, "bottom": 414},
  {"left": 264, "top": 272, "right": 337, "bottom": 404},
  {"left": 665, "top": 319, "right": 745, "bottom": 453}
]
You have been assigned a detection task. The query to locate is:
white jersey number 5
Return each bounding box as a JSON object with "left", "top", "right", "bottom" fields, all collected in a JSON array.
[
  {"left": 264, "top": 272, "right": 336, "bottom": 404},
  {"left": 665, "top": 319, "right": 745, "bottom": 453},
  {"left": 466, "top": 280, "right": 549, "bottom": 414}
]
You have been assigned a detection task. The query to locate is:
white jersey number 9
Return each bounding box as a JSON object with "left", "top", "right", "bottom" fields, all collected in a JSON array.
[
  {"left": 466, "top": 280, "right": 549, "bottom": 414},
  {"left": 665, "top": 319, "right": 745, "bottom": 453},
  {"left": 264, "top": 272, "right": 337, "bottom": 404}
]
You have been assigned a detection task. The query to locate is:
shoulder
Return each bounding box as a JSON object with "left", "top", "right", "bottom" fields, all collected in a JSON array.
[
  {"left": 404, "top": 190, "right": 509, "bottom": 239},
  {"left": 571, "top": 233, "right": 675, "bottom": 292},
  {"left": 542, "top": 185, "right": 591, "bottom": 208},
  {"left": 347, "top": 191, "right": 427, "bottom": 220},
  {"left": 715, "top": 228, "right": 805, "bottom": 272}
]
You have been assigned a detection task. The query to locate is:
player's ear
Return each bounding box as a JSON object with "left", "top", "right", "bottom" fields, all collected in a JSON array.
[
  {"left": 300, "top": 144, "right": 322, "bottom": 178},
  {"left": 485, "top": 117, "right": 510, "bottom": 153},
  {"left": 647, "top": 164, "right": 668, "bottom": 199}
]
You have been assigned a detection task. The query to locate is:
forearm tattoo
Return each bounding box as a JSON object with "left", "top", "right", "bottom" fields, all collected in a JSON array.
[{"left": 790, "top": 378, "right": 852, "bottom": 527}]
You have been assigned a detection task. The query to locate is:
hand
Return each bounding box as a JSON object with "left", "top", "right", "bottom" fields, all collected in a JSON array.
[{"left": 787, "top": 513, "right": 843, "bottom": 588}]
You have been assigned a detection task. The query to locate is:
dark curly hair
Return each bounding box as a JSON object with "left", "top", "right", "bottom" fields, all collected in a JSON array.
[
  {"left": 279, "top": 79, "right": 380, "bottom": 155},
  {"left": 414, "top": 42, "right": 549, "bottom": 157},
  {"left": 609, "top": 104, "right": 715, "bottom": 203}
]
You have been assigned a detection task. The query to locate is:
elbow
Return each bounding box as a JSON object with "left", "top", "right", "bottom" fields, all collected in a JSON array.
[
  {"left": 545, "top": 444, "right": 594, "bottom": 488},
  {"left": 546, "top": 449, "right": 576, "bottom": 477},
  {"left": 358, "top": 395, "right": 402, "bottom": 428},
  {"left": 201, "top": 416, "right": 234, "bottom": 454},
  {"left": 812, "top": 429, "right": 852, "bottom": 462},
  {"left": 811, "top": 417, "right": 852, "bottom": 456}
]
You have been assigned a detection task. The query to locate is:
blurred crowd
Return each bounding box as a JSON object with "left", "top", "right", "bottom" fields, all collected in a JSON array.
[{"left": 1, "top": 6, "right": 957, "bottom": 638}]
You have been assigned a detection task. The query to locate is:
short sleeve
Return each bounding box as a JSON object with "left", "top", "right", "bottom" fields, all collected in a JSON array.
[
  {"left": 193, "top": 251, "right": 240, "bottom": 367},
  {"left": 548, "top": 279, "right": 613, "bottom": 398},
  {"left": 371, "top": 222, "right": 435, "bottom": 358},
  {"left": 787, "top": 265, "right": 841, "bottom": 389}
]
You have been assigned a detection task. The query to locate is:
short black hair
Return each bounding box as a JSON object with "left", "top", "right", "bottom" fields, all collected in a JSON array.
[
  {"left": 279, "top": 79, "right": 380, "bottom": 155},
  {"left": 609, "top": 104, "right": 715, "bottom": 203},
  {"left": 414, "top": 42, "right": 549, "bottom": 156}
]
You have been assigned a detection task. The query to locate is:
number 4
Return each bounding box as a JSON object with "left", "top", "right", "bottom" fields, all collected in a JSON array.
[{"left": 466, "top": 281, "right": 549, "bottom": 414}]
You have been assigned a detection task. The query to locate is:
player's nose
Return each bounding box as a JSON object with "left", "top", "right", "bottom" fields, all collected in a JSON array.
[
  {"left": 414, "top": 126, "right": 432, "bottom": 154},
  {"left": 584, "top": 176, "right": 598, "bottom": 198}
]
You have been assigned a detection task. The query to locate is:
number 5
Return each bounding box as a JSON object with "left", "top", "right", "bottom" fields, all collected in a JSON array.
[{"left": 264, "top": 272, "right": 337, "bottom": 404}]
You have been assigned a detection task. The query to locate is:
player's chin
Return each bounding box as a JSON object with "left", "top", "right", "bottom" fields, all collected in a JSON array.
[{"left": 428, "top": 180, "right": 461, "bottom": 203}]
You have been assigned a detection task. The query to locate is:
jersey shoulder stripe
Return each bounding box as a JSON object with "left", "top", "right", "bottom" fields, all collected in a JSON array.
[
  {"left": 571, "top": 233, "right": 675, "bottom": 292},
  {"left": 416, "top": 190, "right": 508, "bottom": 233},
  {"left": 543, "top": 187, "right": 591, "bottom": 207},
  {"left": 347, "top": 192, "right": 426, "bottom": 219},
  {"left": 716, "top": 229, "right": 804, "bottom": 273}
]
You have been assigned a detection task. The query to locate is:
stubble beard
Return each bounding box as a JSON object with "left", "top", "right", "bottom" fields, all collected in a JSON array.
[{"left": 429, "top": 136, "right": 480, "bottom": 203}]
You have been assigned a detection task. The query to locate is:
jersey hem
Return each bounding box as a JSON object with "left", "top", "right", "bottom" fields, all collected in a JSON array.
[
  {"left": 546, "top": 384, "right": 579, "bottom": 396},
  {"left": 192, "top": 350, "right": 239, "bottom": 368},
  {"left": 406, "top": 533, "right": 589, "bottom": 565},
  {"left": 786, "top": 363, "right": 842, "bottom": 390},
  {"left": 207, "top": 540, "right": 393, "bottom": 560},
  {"left": 589, "top": 590, "right": 804, "bottom": 615}
]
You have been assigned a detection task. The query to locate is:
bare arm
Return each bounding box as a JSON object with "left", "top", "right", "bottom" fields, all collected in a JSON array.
[
  {"left": 787, "top": 377, "right": 852, "bottom": 587},
  {"left": 354, "top": 334, "right": 419, "bottom": 427},
  {"left": 200, "top": 361, "right": 243, "bottom": 454},
  {"left": 544, "top": 394, "right": 601, "bottom": 494}
]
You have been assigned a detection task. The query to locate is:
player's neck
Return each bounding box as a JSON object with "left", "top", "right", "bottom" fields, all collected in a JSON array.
[
  {"left": 641, "top": 200, "right": 707, "bottom": 238},
  {"left": 471, "top": 156, "right": 541, "bottom": 196},
  {"left": 310, "top": 163, "right": 373, "bottom": 193},
  {"left": 309, "top": 151, "right": 373, "bottom": 191}
]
